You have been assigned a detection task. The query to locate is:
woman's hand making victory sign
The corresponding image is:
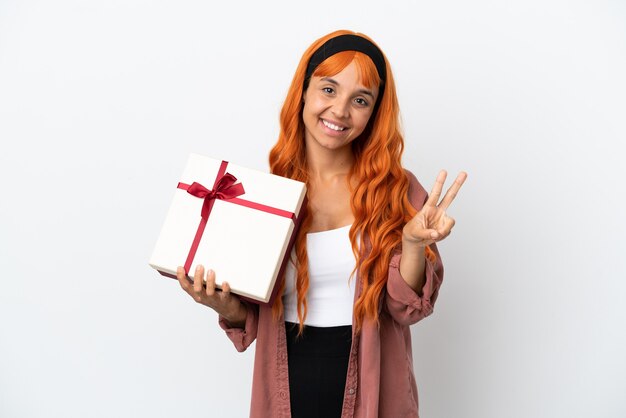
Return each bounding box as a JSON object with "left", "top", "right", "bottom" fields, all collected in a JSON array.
[{"left": 403, "top": 170, "right": 468, "bottom": 247}]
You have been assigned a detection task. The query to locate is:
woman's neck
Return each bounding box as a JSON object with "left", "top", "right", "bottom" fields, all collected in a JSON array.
[{"left": 305, "top": 144, "right": 355, "bottom": 183}]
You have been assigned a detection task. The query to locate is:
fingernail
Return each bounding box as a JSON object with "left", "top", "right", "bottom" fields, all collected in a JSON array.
[
  {"left": 208, "top": 269, "right": 214, "bottom": 275},
  {"left": 195, "top": 265, "right": 201, "bottom": 273}
]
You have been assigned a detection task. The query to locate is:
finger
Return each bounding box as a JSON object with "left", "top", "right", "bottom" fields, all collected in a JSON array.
[
  {"left": 425, "top": 170, "right": 448, "bottom": 207},
  {"left": 220, "top": 281, "right": 232, "bottom": 302},
  {"left": 193, "top": 265, "right": 205, "bottom": 293},
  {"left": 176, "top": 266, "right": 191, "bottom": 292},
  {"left": 436, "top": 215, "right": 456, "bottom": 237},
  {"left": 407, "top": 227, "right": 440, "bottom": 241},
  {"left": 205, "top": 269, "right": 216, "bottom": 297},
  {"left": 438, "top": 171, "right": 467, "bottom": 211}
]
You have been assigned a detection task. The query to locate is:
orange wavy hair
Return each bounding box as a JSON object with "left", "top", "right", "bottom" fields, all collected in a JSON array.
[{"left": 269, "top": 30, "right": 435, "bottom": 333}]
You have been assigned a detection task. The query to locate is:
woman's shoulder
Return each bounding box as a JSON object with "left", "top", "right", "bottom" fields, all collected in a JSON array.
[
  {"left": 403, "top": 169, "right": 429, "bottom": 208},
  {"left": 403, "top": 169, "right": 420, "bottom": 188}
]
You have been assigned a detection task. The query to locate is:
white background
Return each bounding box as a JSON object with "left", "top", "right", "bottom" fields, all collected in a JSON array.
[{"left": 1, "top": 1, "right": 625, "bottom": 417}]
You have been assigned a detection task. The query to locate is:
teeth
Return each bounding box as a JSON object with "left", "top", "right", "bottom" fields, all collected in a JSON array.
[{"left": 322, "top": 119, "right": 346, "bottom": 131}]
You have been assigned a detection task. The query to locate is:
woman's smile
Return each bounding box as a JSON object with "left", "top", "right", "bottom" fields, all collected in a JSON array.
[{"left": 321, "top": 118, "right": 348, "bottom": 133}]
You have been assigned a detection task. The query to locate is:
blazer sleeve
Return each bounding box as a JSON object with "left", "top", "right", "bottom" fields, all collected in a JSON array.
[
  {"left": 385, "top": 170, "right": 445, "bottom": 326},
  {"left": 217, "top": 300, "right": 259, "bottom": 352}
]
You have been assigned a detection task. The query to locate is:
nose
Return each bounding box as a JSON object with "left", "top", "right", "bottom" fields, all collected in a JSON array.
[{"left": 330, "top": 97, "right": 350, "bottom": 119}]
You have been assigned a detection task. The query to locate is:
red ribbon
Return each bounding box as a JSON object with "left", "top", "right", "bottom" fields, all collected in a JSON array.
[
  {"left": 177, "top": 160, "right": 295, "bottom": 275},
  {"left": 186, "top": 173, "right": 245, "bottom": 219}
]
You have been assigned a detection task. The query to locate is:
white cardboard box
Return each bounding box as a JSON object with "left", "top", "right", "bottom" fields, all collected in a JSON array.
[{"left": 149, "top": 153, "right": 307, "bottom": 304}]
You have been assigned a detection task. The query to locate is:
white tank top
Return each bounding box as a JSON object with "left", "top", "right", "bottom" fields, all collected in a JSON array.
[{"left": 282, "top": 224, "right": 356, "bottom": 327}]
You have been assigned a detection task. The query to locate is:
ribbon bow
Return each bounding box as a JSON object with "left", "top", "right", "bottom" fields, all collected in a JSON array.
[{"left": 186, "top": 173, "right": 245, "bottom": 219}]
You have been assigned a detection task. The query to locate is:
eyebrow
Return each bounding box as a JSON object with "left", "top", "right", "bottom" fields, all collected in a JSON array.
[{"left": 320, "top": 77, "right": 375, "bottom": 99}]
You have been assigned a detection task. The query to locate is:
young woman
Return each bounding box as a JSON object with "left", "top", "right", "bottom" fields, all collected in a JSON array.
[{"left": 176, "top": 30, "right": 467, "bottom": 418}]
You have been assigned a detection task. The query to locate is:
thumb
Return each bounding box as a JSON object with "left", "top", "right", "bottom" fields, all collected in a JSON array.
[{"left": 406, "top": 226, "right": 439, "bottom": 242}]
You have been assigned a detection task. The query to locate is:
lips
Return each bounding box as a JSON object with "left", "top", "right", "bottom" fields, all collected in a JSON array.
[{"left": 321, "top": 119, "right": 347, "bottom": 132}]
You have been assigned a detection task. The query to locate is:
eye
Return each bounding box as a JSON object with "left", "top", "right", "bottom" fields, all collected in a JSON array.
[
  {"left": 354, "top": 97, "right": 369, "bottom": 107},
  {"left": 322, "top": 87, "right": 335, "bottom": 95}
]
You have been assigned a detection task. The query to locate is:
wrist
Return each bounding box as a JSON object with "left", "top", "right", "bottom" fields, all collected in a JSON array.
[
  {"left": 402, "top": 233, "right": 428, "bottom": 251},
  {"left": 223, "top": 303, "right": 247, "bottom": 328}
]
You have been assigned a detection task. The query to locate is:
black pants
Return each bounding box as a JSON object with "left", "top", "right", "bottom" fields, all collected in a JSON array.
[{"left": 285, "top": 322, "right": 352, "bottom": 418}]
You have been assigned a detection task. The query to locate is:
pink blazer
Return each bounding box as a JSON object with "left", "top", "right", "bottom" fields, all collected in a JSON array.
[{"left": 219, "top": 171, "right": 444, "bottom": 418}]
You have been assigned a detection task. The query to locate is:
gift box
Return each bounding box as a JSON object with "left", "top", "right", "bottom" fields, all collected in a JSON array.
[{"left": 149, "top": 153, "right": 307, "bottom": 304}]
